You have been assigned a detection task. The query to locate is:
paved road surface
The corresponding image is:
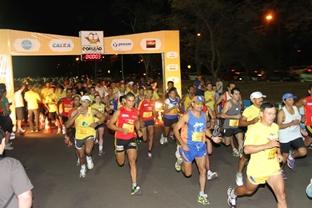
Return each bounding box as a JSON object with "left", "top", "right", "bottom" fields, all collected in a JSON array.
[{"left": 5, "top": 128, "right": 312, "bottom": 208}]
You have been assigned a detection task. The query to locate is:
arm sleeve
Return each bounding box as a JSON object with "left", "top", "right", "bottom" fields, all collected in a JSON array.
[{"left": 11, "top": 159, "right": 33, "bottom": 195}]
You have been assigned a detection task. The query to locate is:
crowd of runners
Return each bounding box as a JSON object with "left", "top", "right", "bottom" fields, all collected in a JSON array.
[{"left": 1, "top": 75, "right": 312, "bottom": 207}]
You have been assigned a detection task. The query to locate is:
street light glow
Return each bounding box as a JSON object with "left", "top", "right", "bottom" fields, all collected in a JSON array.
[
  {"left": 265, "top": 12, "right": 274, "bottom": 23},
  {"left": 197, "top": 33, "right": 201, "bottom": 37},
  {"left": 75, "top": 57, "right": 79, "bottom": 61},
  {"left": 187, "top": 65, "right": 191, "bottom": 69}
]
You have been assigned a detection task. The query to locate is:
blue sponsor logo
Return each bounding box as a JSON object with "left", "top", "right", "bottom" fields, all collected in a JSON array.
[
  {"left": 52, "top": 43, "right": 72, "bottom": 48},
  {"left": 21, "top": 40, "right": 32, "bottom": 50}
]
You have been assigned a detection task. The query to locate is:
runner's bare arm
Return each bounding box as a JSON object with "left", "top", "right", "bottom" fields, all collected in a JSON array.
[
  {"left": 244, "top": 140, "right": 279, "bottom": 154},
  {"left": 239, "top": 115, "right": 258, "bottom": 127},
  {"left": 107, "top": 110, "right": 122, "bottom": 132},
  {"left": 173, "top": 114, "right": 188, "bottom": 146},
  {"left": 65, "top": 109, "right": 79, "bottom": 128}
]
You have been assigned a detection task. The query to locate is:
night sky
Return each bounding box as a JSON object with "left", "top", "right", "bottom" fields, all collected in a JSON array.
[
  {"left": 0, "top": 0, "right": 130, "bottom": 78},
  {"left": 1, "top": 1, "right": 312, "bottom": 78}
]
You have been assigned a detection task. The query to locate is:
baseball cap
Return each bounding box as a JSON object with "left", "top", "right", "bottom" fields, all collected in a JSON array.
[
  {"left": 192, "top": 96, "right": 205, "bottom": 103},
  {"left": 282, "top": 93, "right": 297, "bottom": 101},
  {"left": 250, "top": 91, "right": 266, "bottom": 100},
  {"left": 81, "top": 95, "right": 92, "bottom": 102}
]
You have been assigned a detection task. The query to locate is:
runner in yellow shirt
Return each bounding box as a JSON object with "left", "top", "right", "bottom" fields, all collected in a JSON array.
[{"left": 227, "top": 102, "right": 287, "bottom": 208}]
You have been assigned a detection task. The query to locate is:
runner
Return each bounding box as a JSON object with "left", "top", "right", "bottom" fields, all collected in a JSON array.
[
  {"left": 236, "top": 91, "right": 265, "bottom": 186},
  {"left": 173, "top": 96, "right": 221, "bottom": 205},
  {"left": 277, "top": 93, "right": 307, "bottom": 171},
  {"left": 91, "top": 94, "right": 106, "bottom": 156},
  {"left": 58, "top": 88, "right": 74, "bottom": 134},
  {"left": 227, "top": 102, "right": 287, "bottom": 208},
  {"left": 296, "top": 84, "right": 312, "bottom": 147},
  {"left": 220, "top": 87, "right": 244, "bottom": 157},
  {"left": 138, "top": 87, "right": 156, "bottom": 158},
  {"left": 107, "top": 92, "right": 143, "bottom": 195},
  {"left": 160, "top": 87, "right": 180, "bottom": 144},
  {"left": 65, "top": 95, "right": 105, "bottom": 178}
]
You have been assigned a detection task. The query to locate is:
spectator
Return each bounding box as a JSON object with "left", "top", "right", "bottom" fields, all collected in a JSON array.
[{"left": 0, "top": 130, "right": 33, "bottom": 208}]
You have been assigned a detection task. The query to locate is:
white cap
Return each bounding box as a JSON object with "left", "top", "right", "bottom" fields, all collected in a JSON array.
[
  {"left": 81, "top": 95, "right": 92, "bottom": 102},
  {"left": 250, "top": 91, "right": 266, "bottom": 100},
  {"left": 128, "top": 81, "right": 134, "bottom": 85}
]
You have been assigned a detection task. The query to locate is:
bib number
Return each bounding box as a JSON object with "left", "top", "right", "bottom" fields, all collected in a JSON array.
[
  {"left": 143, "top": 112, "right": 152, "bottom": 118},
  {"left": 122, "top": 123, "right": 134, "bottom": 133},
  {"left": 192, "top": 132, "right": 204, "bottom": 142}
]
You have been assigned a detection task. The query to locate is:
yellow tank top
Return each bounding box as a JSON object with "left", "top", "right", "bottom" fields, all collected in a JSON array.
[
  {"left": 183, "top": 96, "right": 192, "bottom": 111},
  {"left": 75, "top": 107, "right": 96, "bottom": 140}
]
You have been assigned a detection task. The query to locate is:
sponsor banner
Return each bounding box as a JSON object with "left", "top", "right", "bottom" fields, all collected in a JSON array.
[
  {"left": 14, "top": 38, "right": 41, "bottom": 52},
  {"left": 79, "top": 31, "right": 104, "bottom": 54},
  {"left": 111, "top": 39, "right": 133, "bottom": 51},
  {"left": 140, "top": 38, "right": 161, "bottom": 50},
  {"left": 49, "top": 39, "right": 74, "bottom": 52},
  {"left": 166, "top": 64, "right": 179, "bottom": 72},
  {"left": 166, "top": 51, "right": 178, "bottom": 59}
]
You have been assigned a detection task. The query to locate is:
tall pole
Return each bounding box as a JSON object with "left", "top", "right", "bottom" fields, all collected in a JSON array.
[{"left": 121, "top": 55, "right": 125, "bottom": 81}]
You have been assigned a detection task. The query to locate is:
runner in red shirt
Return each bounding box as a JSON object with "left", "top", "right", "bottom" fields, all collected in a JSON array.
[
  {"left": 108, "top": 92, "right": 143, "bottom": 195},
  {"left": 296, "top": 84, "right": 312, "bottom": 147},
  {"left": 138, "top": 87, "right": 156, "bottom": 158},
  {"left": 58, "top": 88, "right": 74, "bottom": 134}
]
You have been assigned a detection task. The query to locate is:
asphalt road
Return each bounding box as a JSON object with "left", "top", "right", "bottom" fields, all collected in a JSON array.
[{"left": 5, "top": 128, "right": 312, "bottom": 208}]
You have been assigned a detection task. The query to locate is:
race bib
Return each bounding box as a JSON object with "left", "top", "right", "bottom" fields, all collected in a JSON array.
[
  {"left": 192, "top": 132, "right": 204, "bottom": 142},
  {"left": 122, "top": 123, "right": 134, "bottom": 133},
  {"left": 229, "top": 119, "right": 239, "bottom": 127},
  {"left": 64, "top": 107, "right": 71, "bottom": 113},
  {"left": 78, "top": 128, "right": 88, "bottom": 135},
  {"left": 268, "top": 148, "right": 277, "bottom": 160},
  {"left": 143, "top": 112, "right": 152, "bottom": 118}
]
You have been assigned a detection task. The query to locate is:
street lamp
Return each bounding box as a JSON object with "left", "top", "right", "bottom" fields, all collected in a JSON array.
[
  {"left": 196, "top": 33, "right": 201, "bottom": 37},
  {"left": 265, "top": 12, "right": 274, "bottom": 23}
]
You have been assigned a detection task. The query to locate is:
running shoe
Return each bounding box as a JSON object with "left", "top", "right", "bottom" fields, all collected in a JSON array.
[
  {"left": 197, "top": 194, "right": 210, "bottom": 205},
  {"left": 227, "top": 187, "right": 237, "bottom": 208},
  {"left": 232, "top": 148, "right": 240, "bottom": 157},
  {"left": 131, "top": 185, "right": 141, "bottom": 195},
  {"left": 287, "top": 154, "right": 295, "bottom": 170},
  {"left": 4, "top": 143, "right": 14, "bottom": 150},
  {"left": 98, "top": 150, "right": 103, "bottom": 156},
  {"left": 235, "top": 172, "right": 243, "bottom": 186},
  {"left": 175, "top": 156, "right": 183, "bottom": 172},
  {"left": 306, "top": 178, "right": 312, "bottom": 198},
  {"left": 207, "top": 171, "right": 218, "bottom": 181},
  {"left": 62, "top": 126, "right": 66, "bottom": 135},
  {"left": 80, "top": 166, "right": 86, "bottom": 178},
  {"left": 86, "top": 156, "right": 94, "bottom": 170},
  {"left": 147, "top": 151, "right": 152, "bottom": 158},
  {"left": 160, "top": 134, "right": 165, "bottom": 145}
]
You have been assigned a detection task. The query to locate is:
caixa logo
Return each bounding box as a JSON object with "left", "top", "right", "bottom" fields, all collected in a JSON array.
[
  {"left": 21, "top": 40, "right": 32, "bottom": 50},
  {"left": 49, "top": 39, "right": 74, "bottom": 52}
]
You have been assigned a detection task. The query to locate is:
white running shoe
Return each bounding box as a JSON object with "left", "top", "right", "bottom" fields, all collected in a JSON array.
[
  {"left": 164, "top": 137, "right": 168, "bottom": 144},
  {"left": 4, "top": 143, "right": 14, "bottom": 150},
  {"left": 10, "top": 133, "right": 16, "bottom": 140},
  {"left": 86, "top": 156, "right": 94, "bottom": 170},
  {"left": 207, "top": 171, "right": 218, "bottom": 181},
  {"left": 62, "top": 126, "right": 66, "bottom": 135},
  {"left": 80, "top": 165, "right": 86, "bottom": 178},
  {"left": 235, "top": 172, "right": 244, "bottom": 186},
  {"left": 160, "top": 134, "right": 165, "bottom": 145}
]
